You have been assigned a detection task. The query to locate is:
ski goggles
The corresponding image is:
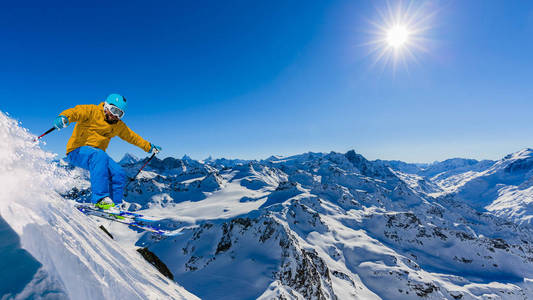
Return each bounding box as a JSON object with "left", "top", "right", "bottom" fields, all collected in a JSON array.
[{"left": 104, "top": 102, "right": 125, "bottom": 119}]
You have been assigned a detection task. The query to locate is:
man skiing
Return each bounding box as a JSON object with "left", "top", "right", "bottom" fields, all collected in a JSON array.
[{"left": 54, "top": 93, "right": 162, "bottom": 210}]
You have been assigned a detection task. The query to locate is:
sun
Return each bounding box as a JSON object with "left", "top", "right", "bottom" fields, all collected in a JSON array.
[
  {"left": 364, "top": 1, "right": 434, "bottom": 71},
  {"left": 386, "top": 25, "right": 409, "bottom": 48}
]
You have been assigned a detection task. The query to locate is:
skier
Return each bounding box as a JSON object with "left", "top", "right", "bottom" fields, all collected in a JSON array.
[{"left": 54, "top": 93, "right": 162, "bottom": 210}]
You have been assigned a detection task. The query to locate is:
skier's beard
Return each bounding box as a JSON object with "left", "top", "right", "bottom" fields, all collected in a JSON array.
[{"left": 105, "top": 114, "right": 119, "bottom": 124}]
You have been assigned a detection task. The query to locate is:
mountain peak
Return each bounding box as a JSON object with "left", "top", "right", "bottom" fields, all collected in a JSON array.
[
  {"left": 264, "top": 155, "right": 286, "bottom": 162},
  {"left": 181, "top": 154, "right": 194, "bottom": 162},
  {"left": 119, "top": 153, "right": 139, "bottom": 165},
  {"left": 503, "top": 148, "right": 533, "bottom": 161}
]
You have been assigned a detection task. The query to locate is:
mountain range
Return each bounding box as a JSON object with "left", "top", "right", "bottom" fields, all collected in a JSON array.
[{"left": 2, "top": 110, "right": 533, "bottom": 299}]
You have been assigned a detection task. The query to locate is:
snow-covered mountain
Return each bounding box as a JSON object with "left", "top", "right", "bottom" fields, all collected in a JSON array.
[
  {"left": 443, "top": 150, "right": 533, "bottom": 226},
  {"left": 3, "top": 109, "right": 533, "bottom": 299},
  {"left": 73, "top": 151, "right": 533, "bottom": 299},
  {"left": 384, "top": 149, "right": 533, "bottom": 226},
  {"left": 379, "top": 157, "right": 495, "bottom": 188}
]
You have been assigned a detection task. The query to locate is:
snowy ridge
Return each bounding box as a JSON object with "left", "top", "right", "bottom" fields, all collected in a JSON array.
[{"left": 0, "top": 112, "right": 197, "bottom": 299}]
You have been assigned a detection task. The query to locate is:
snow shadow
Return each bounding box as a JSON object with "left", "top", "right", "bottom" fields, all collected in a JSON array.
[{"left": 0, "top": 215, "right": 42, "bottom": 297}]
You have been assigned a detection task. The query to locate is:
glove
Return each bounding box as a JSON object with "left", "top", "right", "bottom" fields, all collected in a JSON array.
[
  {"left": 53, "top": 115, "right": 69, "bottom": 130},
  {"left": 149, "top": 143, "right": 162, "bottom": 154}
]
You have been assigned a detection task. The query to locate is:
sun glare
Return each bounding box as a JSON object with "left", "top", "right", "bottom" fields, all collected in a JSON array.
[
  {"left": 364, "top": 1, "right": 434, "bottom": 71},
  {"left": 387, "top": 25, "right": 409, "bottom": 48}
]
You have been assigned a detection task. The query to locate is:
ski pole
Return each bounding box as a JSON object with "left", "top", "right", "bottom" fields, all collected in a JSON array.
[
  {"left": 35, "top": 127, "right": 56, "bottom": 141},
  {"left": 125, "top": 152, "right": 157, "bottom": 189}
]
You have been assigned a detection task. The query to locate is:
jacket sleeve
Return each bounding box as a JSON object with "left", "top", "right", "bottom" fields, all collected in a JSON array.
[
  {"left": 117, "top": 122, "right": 152, "bottom": 152},
  {"left": 59, "top": 105, "right": 93, "bottom": 123}
]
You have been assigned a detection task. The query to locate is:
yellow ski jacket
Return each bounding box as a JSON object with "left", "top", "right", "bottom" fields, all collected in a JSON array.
[{"left": 59, "top": 102, "right": 151, "bottom": 154}]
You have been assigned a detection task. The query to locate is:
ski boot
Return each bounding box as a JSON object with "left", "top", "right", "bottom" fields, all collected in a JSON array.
[{"left": 95, "top": 197, "right": 116, "bottom": 210}]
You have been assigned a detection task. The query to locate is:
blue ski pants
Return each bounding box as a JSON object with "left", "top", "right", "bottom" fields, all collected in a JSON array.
[{"left": 67, "top": 146, "right": 126, "bottom": 204}]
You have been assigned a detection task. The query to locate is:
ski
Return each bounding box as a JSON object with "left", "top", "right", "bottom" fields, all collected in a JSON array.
[
  {"left": 75, "top": 204, "right": 155, "bottom": 221},
  {"left": 75, "top": 204, "right": 168, "bottom": 235}
]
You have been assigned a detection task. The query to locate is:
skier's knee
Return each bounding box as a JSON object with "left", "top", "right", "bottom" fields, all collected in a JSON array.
[{"left": 114, "top": 167, "right": 126, "bottom": 182}]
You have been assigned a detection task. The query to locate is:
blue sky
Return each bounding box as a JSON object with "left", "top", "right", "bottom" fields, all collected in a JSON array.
[{"left": 2, "top": 0, "right": 533, "bottom": 163}]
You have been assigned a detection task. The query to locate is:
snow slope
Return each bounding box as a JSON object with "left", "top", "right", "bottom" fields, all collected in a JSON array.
[
  {"left": 452, "top": 149, "right": 533, "bottom": 225},
  {"left": 0, "top": 112, "right": 197, "bottom": 300}
]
